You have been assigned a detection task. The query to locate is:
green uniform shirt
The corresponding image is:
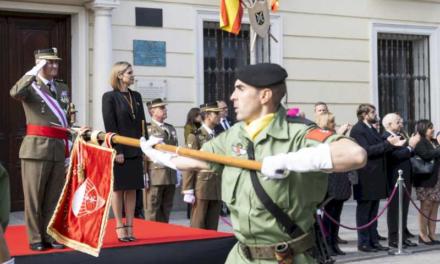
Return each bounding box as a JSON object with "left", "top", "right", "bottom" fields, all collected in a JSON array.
[{"left": 201, "top": 107, "right": 343, "bottom": 262}]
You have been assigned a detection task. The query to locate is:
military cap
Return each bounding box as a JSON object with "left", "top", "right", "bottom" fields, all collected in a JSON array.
[
  {"left": 200, "top": 102, "right": 222, "bottom": 113},
  {"left": 146, "top": 98, "right": 167, "bottom": 108},
  {"left": 236, "top": 63, "right": 287, "bottom": 88},
  {"left": 34, "top": 47, "right": 62, "bottom": 60}
]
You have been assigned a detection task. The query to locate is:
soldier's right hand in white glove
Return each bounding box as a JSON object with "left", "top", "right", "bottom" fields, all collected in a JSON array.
[
  {"left": 25, "top": 59, "right": 47, "bottom": 76},
  {"left": 140, "top": 136, "right": 177, "bottom": 170},
  {"left": 182, "top": 190, "right": 195, "bottom": 204},
  {"left": 261, "top": 144, "right": 333, "bottom": 179}
]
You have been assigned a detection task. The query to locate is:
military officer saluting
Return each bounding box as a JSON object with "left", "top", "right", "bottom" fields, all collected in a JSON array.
[
  {"left": 144, "top": 98, "right": 178, "bottom": 223},
  {"left": 10, "top": 48, "right": 70, "bottom": 251},
  {"left": 141, "top": 63, "right": 367, "bottom": 263},
  {"left": 182, "top": 102, "right": 222, "bottom": 230}
]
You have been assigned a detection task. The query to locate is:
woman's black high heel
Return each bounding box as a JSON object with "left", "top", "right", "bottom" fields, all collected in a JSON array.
[
  {"left": 125, "top": 225, "right": 136, "bottom": 242},
  {"left": 418, "top": 235, "right": 434, "bottom": 245},
  {"left": 428, "top": 236, "right": 440, "bottom": 245},
  {"left": 116, "top": 226, "right": 130, "bottom": 242}
]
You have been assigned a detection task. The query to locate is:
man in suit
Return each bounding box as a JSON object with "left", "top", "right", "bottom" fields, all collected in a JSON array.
[
  {"left": 144, "top": 98, "right": 178, "bottom": 223},
  {"left": 10, "top": 48, "right": 69, "bottom": 251},
  {"left": 382, "top": 113, "right": 419, "bottom": 248},
  {"left": 350, "top": 104, "right": 405, "bottom": 252},
  {"left": 214, "top": 100, "right": 232, "bottom": 135},
  {"left": 182, "top": 102, "right": 222, "bottom": 230}
]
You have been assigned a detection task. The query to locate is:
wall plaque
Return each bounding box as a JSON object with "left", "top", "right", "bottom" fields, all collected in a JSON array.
[
  {"left": 133, "top": 40, "right": 166, "bottom": 67},
  {"left": 135, "top": 78, "right": 167, "bottom": 100}
]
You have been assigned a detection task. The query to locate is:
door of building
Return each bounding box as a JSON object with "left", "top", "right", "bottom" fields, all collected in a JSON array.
[{"left": 0, "top": 11, "right": 71, "bottom": 211}]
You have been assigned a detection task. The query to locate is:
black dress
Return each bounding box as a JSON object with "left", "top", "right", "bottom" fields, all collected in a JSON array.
[{"left": 102, "top": 89, "right": 146, "bottom": 190}]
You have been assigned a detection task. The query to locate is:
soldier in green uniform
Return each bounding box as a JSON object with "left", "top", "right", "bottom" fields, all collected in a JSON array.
[
  {"left": 140, "top": 63, "right": 366, "bottom": 263},
  {"left": 10, "top": 48, "right": 69, "bottom": 251},
  {"left": 144, "top": 98, "right": 178, "bottom": 223},
  {"left": 182, "top": 102, "right": 222, "bottom": 230}
]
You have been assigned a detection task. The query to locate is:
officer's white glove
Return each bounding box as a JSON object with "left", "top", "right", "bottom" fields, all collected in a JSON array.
[
  {"left": 176, "top": 170, "right": 182, "bottom": 187},
  {"left": 140, "top": 136, "right": 177, "bottom": 170},
  {"left": 183, "top": 189, "right": 195, "bottom": 204},
  {"left": 261, "top": 143, "right": 333, "bottom": 179},
  {"left": 25, "top": 59, "right": 47, "bottom": 76}
]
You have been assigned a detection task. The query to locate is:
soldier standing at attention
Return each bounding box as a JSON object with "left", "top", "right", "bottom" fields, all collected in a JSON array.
[
  {"left": 10, "top": 48, "right": 69, "bottom": 251},
  {"left": 144, "top": 98, "right": 178, "bottom": 223},
  {"left": 182, "top": 102, "right": 222, "bottom": 230},
  {"left": 141, "top": 63, "right": 367, "bottom": 263}
]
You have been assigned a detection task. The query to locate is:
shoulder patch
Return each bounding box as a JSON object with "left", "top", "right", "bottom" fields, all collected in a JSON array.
[
  {"left": 286, "top": 116, "right": 315, "bottom": 126},
  {"left": 305, "top": 128, "right": 334, "bottom": 142}
]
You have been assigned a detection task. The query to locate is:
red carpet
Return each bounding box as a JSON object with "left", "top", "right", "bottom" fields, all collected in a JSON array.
[{"left": 5, "top": 219, "right": 234, "bottom": 257}]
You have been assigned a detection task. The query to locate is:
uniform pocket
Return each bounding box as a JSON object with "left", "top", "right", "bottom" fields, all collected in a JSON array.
[{"left": 221, "top": 167, "right": 241, "bottom": 205}]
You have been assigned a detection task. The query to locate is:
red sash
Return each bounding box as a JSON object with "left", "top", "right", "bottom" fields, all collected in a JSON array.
[{"left": 26, "top": 124, "right": 69, "bottom": 157}]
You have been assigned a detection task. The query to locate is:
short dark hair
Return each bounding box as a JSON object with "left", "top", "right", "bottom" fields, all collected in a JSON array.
[
  {"left": 356, "top": 103, "right": 375, "bottom": 121},
  {"left": 268, "top": 81, "right": 287, "bottom": 107},
  {"left": 415, "top": 119, "right": 433, "bottom": 138}
]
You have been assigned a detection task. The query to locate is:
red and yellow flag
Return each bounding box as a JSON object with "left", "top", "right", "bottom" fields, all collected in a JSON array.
[
  {"left": 271, "top": 0, "right": 279, "bottom": 12},
  {"left": 220, "top": 0, "right": 243, "bottom": 35}
]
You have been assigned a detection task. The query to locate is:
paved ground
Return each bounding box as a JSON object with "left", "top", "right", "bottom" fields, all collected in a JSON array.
[{"left": 8, "top": 198, "right": 440, "bottom": 263}]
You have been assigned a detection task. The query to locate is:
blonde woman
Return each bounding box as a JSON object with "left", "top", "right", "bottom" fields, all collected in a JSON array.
[{"left": 102, "top": 61, "right": 146, "bottom": 242}]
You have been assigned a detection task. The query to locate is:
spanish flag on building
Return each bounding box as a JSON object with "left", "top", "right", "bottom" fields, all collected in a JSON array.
[{"left": 220, "top": 0, "right": 243, "bottom": 35}]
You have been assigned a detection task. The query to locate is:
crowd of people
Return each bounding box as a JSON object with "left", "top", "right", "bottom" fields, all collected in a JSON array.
[
  {"left": 313, "top": 102, "right": 440, "bottom": 256},
  {"left": 3, "top": 47, "right": 440, "bottom": 264}
]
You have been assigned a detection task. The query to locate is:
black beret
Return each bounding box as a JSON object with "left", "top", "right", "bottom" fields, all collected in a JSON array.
[{"left": 236, "top": 63, "right": 288, "bottom": 88}]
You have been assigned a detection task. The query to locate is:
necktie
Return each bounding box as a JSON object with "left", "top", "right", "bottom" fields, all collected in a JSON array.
[
  {"left": 223, "top": 119, "right": 229, "bottom": 130},
  {"left": 47, "top": 82, "right": 57, "bottom": 98},
  {"left": 161, "top": 125, "right": 169, "bottom": 139}
]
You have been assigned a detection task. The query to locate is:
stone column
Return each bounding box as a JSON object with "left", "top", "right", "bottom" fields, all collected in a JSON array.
[{"left": 86, "top": 0, "right": 119, "bottom": 130}]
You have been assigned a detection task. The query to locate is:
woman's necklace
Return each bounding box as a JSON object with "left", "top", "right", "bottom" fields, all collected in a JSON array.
[{"left": 122, "top": 90, "right": 135, "bottom": 119}]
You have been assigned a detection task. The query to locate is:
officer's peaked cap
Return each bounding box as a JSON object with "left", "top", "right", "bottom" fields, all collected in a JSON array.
[
  {"left": 236, "top": 63, "right": 287, "bottom": 88},
  {"left": 146, "top": 98, "right": 167, "bottom": 108},
  {"left": 200, "top": 102, "right": 222, "bottom": 113},
  {"left": 34, "top": 47, "right": 62, "bottom": 60}
]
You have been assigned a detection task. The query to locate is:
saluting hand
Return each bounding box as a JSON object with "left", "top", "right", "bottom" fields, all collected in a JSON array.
[{"left": 25, "top": 59, "right": 47, "bottom": 76}]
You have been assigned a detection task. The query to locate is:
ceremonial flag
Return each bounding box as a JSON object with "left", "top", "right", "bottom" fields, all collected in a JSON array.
[
  {"left": 220, "top": 0, "right": 243, "bottom": 35},
  {"left": 47, "top": 133, "right": 116, "bottom": 257}
]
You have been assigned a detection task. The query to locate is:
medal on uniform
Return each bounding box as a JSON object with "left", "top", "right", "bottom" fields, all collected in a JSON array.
[
  {"left": 40, "top": 100, "right": 46, "bottom": 114},
  {"left": 61, "top": 90, "right": 70, "bottom": 104}
]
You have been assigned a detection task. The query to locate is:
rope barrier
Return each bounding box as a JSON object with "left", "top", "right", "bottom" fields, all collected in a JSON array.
[
  {"left": 403, "top": 184, "right": 440, "bottom": 222},
  {"left": 320, "top": 184, "right": 398, "bottom": 230}
]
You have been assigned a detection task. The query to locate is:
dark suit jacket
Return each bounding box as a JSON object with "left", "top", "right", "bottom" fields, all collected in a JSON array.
[
  {"left": 382, "top": 131, "right": 414, "bottom": 192},
  {"left": 413, "top": 137, "right": 440, "bottom": 188},
  {"left": 350, "top": 121, "right": 393, "bottom": 200},
  {"left": 214, "top": 117, "right": 232, "bottom": 135},
  {"left": 102, "top": 89, "right": 146, "bottom": 158}
]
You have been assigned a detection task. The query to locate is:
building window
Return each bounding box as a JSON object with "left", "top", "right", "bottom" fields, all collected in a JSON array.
[
  {"left": 377, "top": 33, "right": 430, "bottom": 133},
  {"left": 203, "top": 21, "right": 250, "bottom": 119}
]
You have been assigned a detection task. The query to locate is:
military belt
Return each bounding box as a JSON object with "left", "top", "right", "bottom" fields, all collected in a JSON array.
[{"left": 238, "top": 231, "right": 315, "bottom": 261}]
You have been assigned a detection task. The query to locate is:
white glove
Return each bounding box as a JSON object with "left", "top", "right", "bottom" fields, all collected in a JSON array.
[
  {"left": 183, "top": 189, "right": 195, "bottom": 204},
  {"left": 261, "top": 144, "right": 333, "bottom": 179},
  {"left": 140, "top": 136, "right": 177, "bottom": 170},
  {"left": 25, "top": 59, "right": 47, "bottom": 76},
  {"left": 176, "top": 170, "right": 182, "bottom": 187}
]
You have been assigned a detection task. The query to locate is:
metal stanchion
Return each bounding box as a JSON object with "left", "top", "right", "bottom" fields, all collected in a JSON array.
[{"left": 389, "top": 169, "right": 411, "bottom": 255}]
